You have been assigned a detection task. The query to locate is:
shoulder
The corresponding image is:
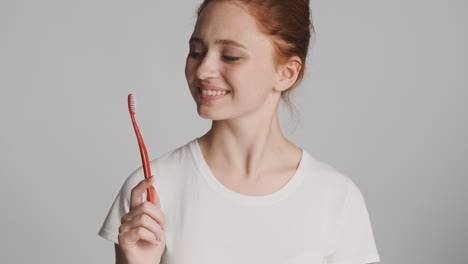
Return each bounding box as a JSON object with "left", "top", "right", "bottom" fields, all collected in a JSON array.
[
  {"left": 302, "top": 151, "right": 355, "bottom": 189},
  {"left": 121, "top": 138, "right": 196, "bottom": 194},
  {"left": 150, "top": 138, "right": 197, "bottom": 177},
  {"left": 300, "top": 150, "right": 364, "bottom": 204}
]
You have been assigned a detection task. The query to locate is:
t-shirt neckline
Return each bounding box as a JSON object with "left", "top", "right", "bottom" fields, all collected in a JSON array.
[{"left": 189, "top": 137, "right": 306, "bottom": 206}]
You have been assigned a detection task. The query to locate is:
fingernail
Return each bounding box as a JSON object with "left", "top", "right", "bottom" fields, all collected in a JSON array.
[
  {"left": 147, "top": 176, "right": 153, "bottom": 181},
  {"left": 162, "top": 224, "right": 166, "bottom": 230}
]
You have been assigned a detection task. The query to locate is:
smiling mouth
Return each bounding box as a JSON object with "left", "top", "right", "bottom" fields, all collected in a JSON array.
[
  {"left": 198, "top": 87, "right": 231, "bottom": 96},
  {"left": 197, "top": 87, "right": 231, "bottom": 102}
]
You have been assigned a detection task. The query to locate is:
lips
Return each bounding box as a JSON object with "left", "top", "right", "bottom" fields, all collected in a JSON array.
[
  {"left": 198, "top": 87, "right": 231, "bottom": 95},
  {"left": 197, "top": 83, "right": 230, "bottom": 92}
]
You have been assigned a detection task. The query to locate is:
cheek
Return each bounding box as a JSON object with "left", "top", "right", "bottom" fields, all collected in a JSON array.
[
  {"left": 232, "top": 60, "right": 275, "bottom": 92},
  {"left": 185, "top": 59, "right": 196, "bottom": 80},
  {"left": 226, "top": 65, "right": 274, "bottom": 109},
  {"left": 185, "top": 60, "right": 198, "bottom": 99}
]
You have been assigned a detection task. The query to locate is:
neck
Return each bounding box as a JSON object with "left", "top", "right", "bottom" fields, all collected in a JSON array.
[{"left": 197, "top": 107, "right": 297, "bottom": 181}]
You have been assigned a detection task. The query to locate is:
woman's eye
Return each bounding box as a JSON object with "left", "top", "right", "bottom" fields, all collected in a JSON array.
[
  {"left": 188, "top": 51, "right": 240, "bottom": 62},
  {"left": 188, "top": 51, "right": 203, "bottom": 58},
  {"left": 223, "top": 56, "right": 240, "bottom": 62}
]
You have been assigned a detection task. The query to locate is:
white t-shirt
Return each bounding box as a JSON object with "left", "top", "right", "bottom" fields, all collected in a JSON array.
[{"left": 98, "top": 138, "right": 381, "bottom": 264}]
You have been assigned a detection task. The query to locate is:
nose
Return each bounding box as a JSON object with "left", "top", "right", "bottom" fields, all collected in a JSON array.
[{"left": 195, "top": 53, "right": 219, "bottom": 81}]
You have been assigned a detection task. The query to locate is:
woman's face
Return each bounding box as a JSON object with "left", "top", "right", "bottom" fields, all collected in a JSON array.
[{"left": 185, "top": 1, "right": 280, "bottom": 121}]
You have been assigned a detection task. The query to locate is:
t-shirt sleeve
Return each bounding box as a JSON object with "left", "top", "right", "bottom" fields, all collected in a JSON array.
[
  {"left": 326, "top": 179, "right": 381, "bottom": 264},
  {"left": 97, "top": 169, "right": 147, "bottom": 244}
]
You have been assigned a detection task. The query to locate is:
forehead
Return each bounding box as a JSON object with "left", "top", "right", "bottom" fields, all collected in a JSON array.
[{"left": 191, "top": 1, "right": 270, "bottom": 48}]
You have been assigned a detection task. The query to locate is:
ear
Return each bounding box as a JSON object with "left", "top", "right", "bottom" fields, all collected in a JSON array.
[{"left": 273, "top": 56, "right": 302, "bottom": 93}]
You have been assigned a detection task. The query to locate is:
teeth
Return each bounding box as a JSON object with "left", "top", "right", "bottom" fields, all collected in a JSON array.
[{"left": 201, "top": 88, "right": 228, "bottom": 96}]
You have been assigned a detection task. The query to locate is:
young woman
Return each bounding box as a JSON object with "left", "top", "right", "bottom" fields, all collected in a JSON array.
[{"left": 98, "top": 1, "right": 381, "bottom": 263}]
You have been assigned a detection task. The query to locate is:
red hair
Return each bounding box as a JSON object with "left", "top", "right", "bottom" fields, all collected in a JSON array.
[{"left": 196, "top": 0, "right": 315, "bottom": 117}]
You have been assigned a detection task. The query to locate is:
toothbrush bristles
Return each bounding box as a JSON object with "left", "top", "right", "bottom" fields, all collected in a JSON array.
[{"left": 130, "top": 94, "right": 139, "bottom": 113}]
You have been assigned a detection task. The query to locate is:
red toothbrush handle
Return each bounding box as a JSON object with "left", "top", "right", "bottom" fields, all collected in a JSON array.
[
  {"left": 134, "top": 121, "right": 161, "bottom": 207},
  {"left": 128, "top": 95, "right": 161, "bottom": 207},
  {"left": 135, "top": 128, "right": 161, "bottom": 207},
  {"left": 147, "top": 185, "right": 158, "bottom": 205}
]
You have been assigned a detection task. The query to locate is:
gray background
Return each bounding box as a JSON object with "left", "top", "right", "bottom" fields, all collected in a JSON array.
[{"left": 1, "top": 0, "right": 466, "bottom": 263}]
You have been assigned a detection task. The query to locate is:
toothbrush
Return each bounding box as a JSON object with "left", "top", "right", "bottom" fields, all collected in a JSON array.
[{"left": 128, "top": 94, "right": 160, "bottom": 207}]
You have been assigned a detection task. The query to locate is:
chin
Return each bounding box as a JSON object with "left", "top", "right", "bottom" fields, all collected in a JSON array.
[{"left": 197, "top": 107, "right": 230, "bottom": 121}]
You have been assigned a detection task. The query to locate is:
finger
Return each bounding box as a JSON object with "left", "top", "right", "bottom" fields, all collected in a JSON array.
[
  {"left": 160, "top": 225, "right": 166, "bottom": 242},
  {"left": 119, "top": 214, "right": 164, "bottom": 241},
  {"left": 130, "top": 176, "right": 154, "bottom": 210},
  {"left": 118, "top": 226, "right": 158, "bottom": 246},
  {"left": 121, "top": 201, "right": 166, "bottom": 227},
  {"left": 148, "top": 185, "right": 161, "bottom": 208}
]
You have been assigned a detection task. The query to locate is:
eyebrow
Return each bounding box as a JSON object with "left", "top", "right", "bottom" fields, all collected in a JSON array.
[{"left": 189, "top": 37, "right": 248, "bottom": 50}]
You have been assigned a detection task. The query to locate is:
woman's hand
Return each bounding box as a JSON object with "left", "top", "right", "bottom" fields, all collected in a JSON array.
[{"left": 117, "top": 176, "right": 166, "bottom": 264}]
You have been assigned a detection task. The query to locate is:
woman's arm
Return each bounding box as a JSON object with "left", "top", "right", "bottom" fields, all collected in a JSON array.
[{"left": 115, "top": 243, "right": 127, "bottom": 264}]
